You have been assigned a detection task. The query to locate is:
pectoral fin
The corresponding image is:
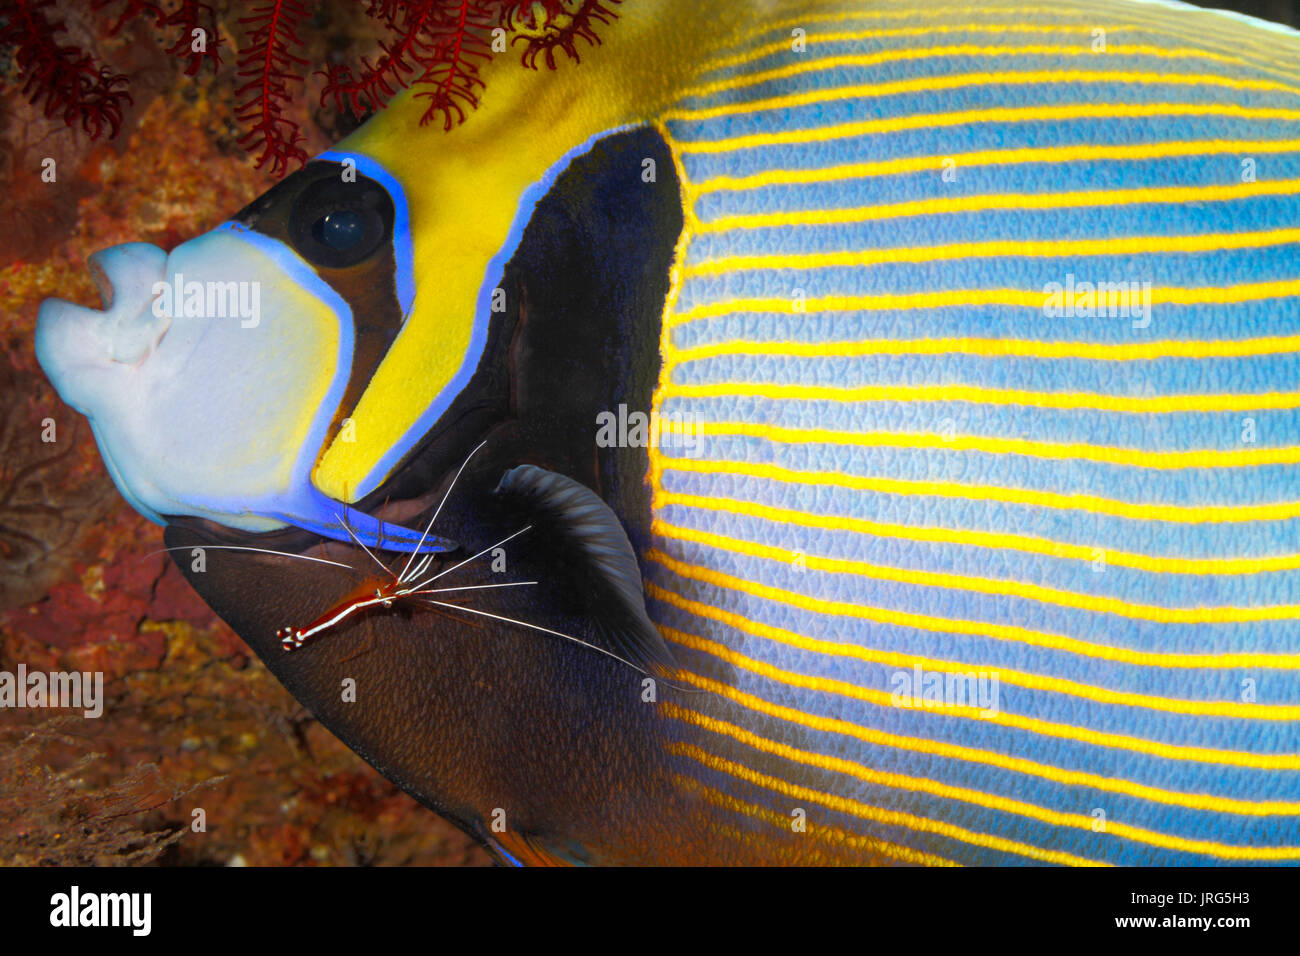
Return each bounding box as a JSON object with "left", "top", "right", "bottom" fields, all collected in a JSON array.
[{"left": 494, "top": 465, "right": 674, "bottom": 676}]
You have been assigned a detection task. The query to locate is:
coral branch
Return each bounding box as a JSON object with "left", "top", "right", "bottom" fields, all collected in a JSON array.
[
  {"left": 91, "top": 0, "right": 222, "bottom": 75},
  {"left": 497, "top": 0, "right": 564, "bottom": 32},
  {"left": 162, "top": 0, "right": 224, "bottom": 76},
  {"left": 5, "top": 0, "right": 623, "bottom": 168},
  {"left": 235, "top": 0, "right": 313, "bottom": 175},
  {"left": 413, "top": 0, "right": 495, "bottom": 130},
  {"left": 322, "top": 0, "right": 441, "bottom": 118},
  {"left": 91, "top": 0, "right": 166, "bottom": 36},
  {"left": 1, "top": 0, "right": 133, "bottom": 139},
  {"left": 513, "top": 0, "right": 619, "bottom": 71},
  {"left": 323, "top": 0, "right": 496, "bottom": 131}
]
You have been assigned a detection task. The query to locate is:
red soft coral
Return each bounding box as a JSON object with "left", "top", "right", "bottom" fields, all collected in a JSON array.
[
  {"left": 323, "top": 0, "right": 497, "bottom": 131},
  {"left": 90, "top": 0, "right": 222, "bottom": 74},
  {"left": 414, "top": 0, "right": 496, "bottom": 129},
  {"left": 322, "top": 0, "right": 449, "bottom": 119},
  {"left": 235, "top": 0, "right": 313, "bottom": 175},
  {"left": 161, "top": 0, "right": 224, "bottom": 76},
  {"left": 6, "top": 0, "right": 621, "bottom": 172},
  {"left": 325, "top": 0, "right": 621, "bottom": 130},
  {"left": 1, "top": 0, "right": 133, "bottom": 139},
  {"left": 509, "top": 0, "right": 618, "bottom": 70}
]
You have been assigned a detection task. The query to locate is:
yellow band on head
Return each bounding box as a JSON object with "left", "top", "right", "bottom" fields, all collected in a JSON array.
[{"left": 310, "top": 0, "right": 747, "bottom": 500}]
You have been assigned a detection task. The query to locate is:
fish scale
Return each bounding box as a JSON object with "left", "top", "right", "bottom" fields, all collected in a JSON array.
[{"left": 645, "top": 0, "right": 1300, "bottom": 865}]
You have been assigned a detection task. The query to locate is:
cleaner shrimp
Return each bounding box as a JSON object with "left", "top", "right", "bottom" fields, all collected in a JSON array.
[{"left": 152, "top": 441, "right": 689, "bottom": 685}]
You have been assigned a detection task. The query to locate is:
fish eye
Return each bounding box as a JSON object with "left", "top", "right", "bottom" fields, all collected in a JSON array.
[
  {"left": 288, "top": 174, "right": 395, "bottom": 269},
  {"left": 313, "top": 210, "right": 364, "bottom": 250}
]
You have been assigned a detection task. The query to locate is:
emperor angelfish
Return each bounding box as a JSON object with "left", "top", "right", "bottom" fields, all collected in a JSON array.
[{"left": 34, "top": 0, "right": 1300, "bottom": 865}]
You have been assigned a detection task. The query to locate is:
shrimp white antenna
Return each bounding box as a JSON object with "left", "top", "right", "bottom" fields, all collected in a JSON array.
[
  {"left": 335, "top": 510, "right": 394, "bottom": 579},
  {"left": 408, "top": 525, "right": 532, "bottom": 592},
  {"left": 408, "top": 553, "right": 434, "bottom": 581},
  {"left": 147, "top": 545, "right": 358, "bottom": 572},
  {"left": 400, "top": 439, "right": 489, "bottom": 582},
  {"left": 417, "top": 581, "right": 537, "bottom": 595},
  {"left": 417, "top": 597, "right": 705, "bottom": 693},
  {"left": 420, "top": 598, "right": 657, "bottom": 677}
]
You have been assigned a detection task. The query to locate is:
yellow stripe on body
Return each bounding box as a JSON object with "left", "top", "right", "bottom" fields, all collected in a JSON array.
[
  {"left": 655, "top": 634, "right": 1300, "bottom": 770},
  {"left": 647, "top": 606, "right": 1300, "bottom": 812},
  {"left": 661, "top": 419, "right": 1300, "bottom": 470},
  {"left": 646, "top": 25, "right": 1300, "bottom": 863},
  {"left": 658, "top": 454, "right": 1300, "bottom": 525},
  {"left": 702, "top": 17, "right": 1300, "bottom": 96},
  {"left": 676, "top": 44, "right": 1300, "bottom": 104},
  {"left": 695, "top": 177, "right": 1300, "bottom": 232},
  {"left": 681, "top": 227, "right": 1300, "bottom": 277},
  {"left": 648, "top": 546, "right": 1300, "bottom": 681},
  {"left": 673, "top": 773, "right": 960, "bottom": 865},
  {"left": 669, "top": 70, "right": 1300, "bottom": 125},
  {"left": 691, "top": 138, "right": 1300, "bottom": 194},
  {"left": 667, "top": 739, "right": 1108, "bottom": 865},
  {"left": 677, "top": 102, "right": 1300, "bottom": 156},
  {"left": 670, "top": 281, "right": 1300, "bottom": 325},
  {"left": 655, "top": 601, "right": 1300, "bottom": 719},
  {"left": 678, "top": 800, "right": 871, "bottom": 865},
  {"left": 689, "top": 23, "right": 1139, "bottom": 78},
  {"left": 1056, "top": 0, "right": 1300, "bottom": 70},
  {"left": 653, "top": 519, "right": 1300, "bottom": 624},
  {"left": 660, "top": 598, "right": 1300, "bottom": 717},
  {"left": 699, "top": 3, "right": 1300, "bottom": 83},
  {"left": 663, "top": 702, "right": 1300, "bottom": 860},
  {"left": 661, "top": 380, "right": 1300, "bottom": 414},
  {"left": 655, "top": 491, "right": 1300, "bottom": 575},
  {"left": 672, "top": 334, "right": 1300, "bottom": 363}
]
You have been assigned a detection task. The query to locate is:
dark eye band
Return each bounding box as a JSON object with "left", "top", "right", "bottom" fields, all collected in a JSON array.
[{"left": 288, "top": 174, "right": 395, "bottom": 269}]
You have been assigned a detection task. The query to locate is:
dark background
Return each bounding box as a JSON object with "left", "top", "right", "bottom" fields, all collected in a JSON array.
[{"left": 1197, "top": 0, "right": 1298, "bottom": 25}]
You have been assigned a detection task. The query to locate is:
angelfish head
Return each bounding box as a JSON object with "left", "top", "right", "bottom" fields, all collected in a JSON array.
[{"left": 33, "top": 157, "right": 448, "bottom": 551}]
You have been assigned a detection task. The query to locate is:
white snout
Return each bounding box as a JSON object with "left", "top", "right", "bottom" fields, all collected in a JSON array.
[
  {"left": 34, "top": 226, "right": 353, "bottom": 538},
  {"left": 35, "top": 243, "right": 170, "bottom": 412}
]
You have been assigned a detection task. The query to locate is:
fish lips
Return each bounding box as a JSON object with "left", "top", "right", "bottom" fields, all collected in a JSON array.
[
  {"left": 35, "top": 242, "right": 172, "bottom": 412},
  {"left": 34, "top": 227, "right": 355, "bottom": 539}
]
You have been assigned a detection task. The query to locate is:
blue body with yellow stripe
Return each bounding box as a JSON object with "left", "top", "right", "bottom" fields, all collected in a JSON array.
[
  {"left": 644, "top": 0, "right": 1300, "bottom": 865},
  {"left": 33, "top": 0, "right": 1300, "bottom": 864}
]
